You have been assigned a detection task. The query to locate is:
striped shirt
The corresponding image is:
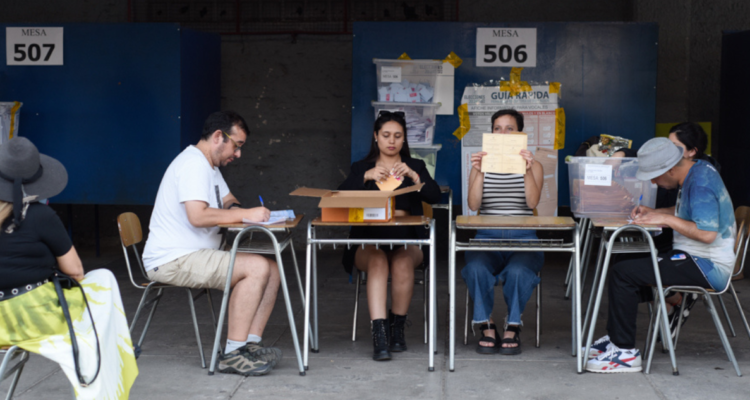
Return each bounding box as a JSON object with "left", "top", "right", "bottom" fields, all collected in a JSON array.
[{"left": 479, "top": 173, "right": 533, "bottom": 216}]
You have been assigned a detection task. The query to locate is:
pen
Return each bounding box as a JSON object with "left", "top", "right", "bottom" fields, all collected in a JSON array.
[
  {"left": 635, "top": 194, "right": 643, "bottom": 217},
  {"left": 259, "top": 195, "right": 264, "bottom": 207}
]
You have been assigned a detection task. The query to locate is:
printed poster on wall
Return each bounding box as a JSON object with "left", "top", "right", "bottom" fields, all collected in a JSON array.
[{"left": 460, "top": 84, "right": 559, "bottom": 216}]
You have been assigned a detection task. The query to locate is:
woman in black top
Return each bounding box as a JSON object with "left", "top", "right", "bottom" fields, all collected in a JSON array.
[
  {"left": 0, "top": 137, "right": 138, "bottom": 398},
  {"left": 339, "top": 111, "right": 441, "bottom": 361}
]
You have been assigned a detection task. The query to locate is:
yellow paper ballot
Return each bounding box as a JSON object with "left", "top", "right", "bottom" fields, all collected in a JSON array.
[
  {"left": 481, "top": 133, "right": 528, "bottom": 174},
  {"left": 376, "top": 174, "right": 403, "bottom": 191}
]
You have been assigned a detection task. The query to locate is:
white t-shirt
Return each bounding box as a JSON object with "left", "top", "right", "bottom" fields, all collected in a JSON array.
[{"left": 143, "top": 146, "right": 230, "bottom": 271}]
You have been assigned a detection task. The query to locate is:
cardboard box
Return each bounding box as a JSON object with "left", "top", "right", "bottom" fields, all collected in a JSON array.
[{"left": 290, "top": 183, "right": 424, "bottom": 222}]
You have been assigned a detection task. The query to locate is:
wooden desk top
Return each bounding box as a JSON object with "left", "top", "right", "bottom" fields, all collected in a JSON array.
[
  {"left": 220, "top": 214, "right": 304, "bottom": 229},
  {"left": 456, "top": 215, "right": 576, "bottom": 228},
  {"left": 311, "top": 215, "right": 431, "bottom": 227},
  {"left": 590, "top": 218, "right": 665, "bottom": 230}
]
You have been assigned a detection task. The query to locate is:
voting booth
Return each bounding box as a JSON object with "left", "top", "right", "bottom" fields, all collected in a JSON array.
[{"left": 351, "top": 22, "right": 659, "bottom": 211}]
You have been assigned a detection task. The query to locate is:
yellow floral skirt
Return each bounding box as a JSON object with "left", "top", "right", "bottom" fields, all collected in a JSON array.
[{"left": 0, "top": 269, "right": 138, "bottom": 399}]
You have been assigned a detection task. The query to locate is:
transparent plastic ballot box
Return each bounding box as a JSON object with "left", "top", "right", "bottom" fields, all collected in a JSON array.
[
  {"left": 372, "top": 101, "right": 440, "bottom": 146},
  {"left": 566, "top": 156, "right": 657, "bottom": 219},
  {"left": 373, "top": 59, "right": 442, "bottom": 104},
  {"left": 410, "top": 144, "right": 442, "bottom": 179}
]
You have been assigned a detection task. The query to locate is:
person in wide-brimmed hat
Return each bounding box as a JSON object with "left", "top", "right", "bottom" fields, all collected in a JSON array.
[
  {"left": 0, "top": 137, "right": 139, "bottom": 398},
  {"left": 585, "top": 137, "right": 737, "bottom": 374}
]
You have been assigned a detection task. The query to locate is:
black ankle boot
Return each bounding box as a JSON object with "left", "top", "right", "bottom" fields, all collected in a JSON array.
[
  {"left": 389, "top": 310, "right": 408, "bottom": 352},
  {"left": 371, "top": 319, "right": 391, "bottom": 361}
]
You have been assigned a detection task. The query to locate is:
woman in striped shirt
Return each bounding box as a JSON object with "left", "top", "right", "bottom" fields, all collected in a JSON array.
[{"left": 461, "top": 109, "right": 544, "bottom": 355}]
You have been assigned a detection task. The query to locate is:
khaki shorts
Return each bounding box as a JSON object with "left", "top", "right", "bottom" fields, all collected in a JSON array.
[{"left": 147, "top": 249, "right": 232, "bottom": 290}]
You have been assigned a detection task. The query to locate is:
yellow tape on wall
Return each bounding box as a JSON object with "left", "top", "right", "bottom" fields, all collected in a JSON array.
[
  {"left": 452, "top": 103, "right": 470, "bottom": 140},
  {"left": 443, "top": 51, "right": 463, "bottom": 68},
  {"left": 9, "top": 101, "right": 21, "bottom": 139},
  {"left": 555, "top": 108, "right": 566, "bottom": 150}
]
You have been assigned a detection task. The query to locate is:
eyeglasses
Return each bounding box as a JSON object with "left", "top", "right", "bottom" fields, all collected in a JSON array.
[
  {"left": 378, "top": 110, "right": 405, "bottom": 119},
  {"left": 222, "top": 131, "right": 243, "bottom": 152}
]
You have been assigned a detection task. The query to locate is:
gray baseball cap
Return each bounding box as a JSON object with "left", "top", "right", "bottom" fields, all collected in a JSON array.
[{"left": 635, "top": 137, "right": 683, "bottom": 180}]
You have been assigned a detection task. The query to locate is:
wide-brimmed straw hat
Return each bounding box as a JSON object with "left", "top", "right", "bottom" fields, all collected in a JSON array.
[
  {"left": 0, "top": 137, "right": 67, "bottom": 225},
  {"left": 635, "top": 137, "right": 683, "bottom": 181}
]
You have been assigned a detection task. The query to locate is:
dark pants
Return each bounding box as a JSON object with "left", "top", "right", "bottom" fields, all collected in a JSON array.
[{"left": 607, "top": 250, "right": 710, "bottom": 349}]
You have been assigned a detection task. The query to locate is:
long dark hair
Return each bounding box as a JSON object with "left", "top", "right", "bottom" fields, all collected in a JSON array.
[
  {"left": 362, "top": 111, "right": 411, "bottom": 163},
  {"left": 669, "top": 122, "right": 708, "bottom": 159}
]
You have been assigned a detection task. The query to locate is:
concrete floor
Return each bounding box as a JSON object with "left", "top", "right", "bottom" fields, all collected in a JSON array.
[{"left": 3, "top": 248, "right": 750, "bottom": 399}]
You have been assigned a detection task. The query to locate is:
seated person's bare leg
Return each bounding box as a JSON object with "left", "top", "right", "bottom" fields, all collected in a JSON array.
[
  {"left": 355, "top": 246, "right": 390, "bottom": 320},
  {"left": 226, "top": 253, "right": 278, "bottom": 342},
  {"left": 390, "top": 246, "right": 423, "bottom": 315}
]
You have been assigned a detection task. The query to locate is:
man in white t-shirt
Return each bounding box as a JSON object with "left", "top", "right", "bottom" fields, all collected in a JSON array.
[{"left": 143, "top": 111, "right": 281, "bottom": 376}]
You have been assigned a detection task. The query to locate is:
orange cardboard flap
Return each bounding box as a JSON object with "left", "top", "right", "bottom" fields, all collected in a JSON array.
[{"left": 392, "top": 182, "right": 424, "bottom": 196}]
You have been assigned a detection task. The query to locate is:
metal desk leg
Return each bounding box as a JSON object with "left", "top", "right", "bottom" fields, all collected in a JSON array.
[
  {"left": 583, "top": 237, "right": 608, "bottom": 337},
  {"left": 288, "top": 237, "right": 315, "bottom": 348},
  {"left": 574, "top": 223, "right": 583, "bottom": 372},
  {"left": 448, "top": 220, "right": 456, "bottom": 371},
  {"left": 303, "top": 221, "right": 313, "bottom": 370},
  {"left": 644, "top": 233, "right": 678, "bottom": 375},
  {"left": 312, "top": 227, "right": 319, "bottom": 353},
  {"left": 272, "top": 238, "right": 306, "bottom": 375},
  {"left": 427, "top": 219, "right": 437, "bottom": 371}
]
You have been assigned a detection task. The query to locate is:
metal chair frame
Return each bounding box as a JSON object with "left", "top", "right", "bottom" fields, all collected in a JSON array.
[
  {"left": 0, "top": 346, "right": 29, "bottom": 400},
  {"left": 642, "top": 222, "right": 749, "bottom": 377},
  {"left": 117, "top": 212, "right": 216, "bottom": 369}
]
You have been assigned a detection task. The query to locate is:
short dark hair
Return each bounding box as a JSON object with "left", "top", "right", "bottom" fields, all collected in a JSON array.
[
  {"left": 362, "top": 112, "right": 411, "bottom": 163},
  {"left": 200, "top": 111, "right": 249, "bottom": 141},
  {"left": 669, "top": 122, "right": 708, "bottom": 158},
  {"left": 490, "top": 109, "right": 524, "bottom": 132}
]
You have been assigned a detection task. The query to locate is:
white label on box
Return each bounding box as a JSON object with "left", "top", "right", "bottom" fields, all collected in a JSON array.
[
  {"left": 363, "top": 207, "right": 387, "bottom": 220},
  {"left": 584, "top": 164, "right": 612, "bottom": 186},
  {"left": 6, "top": 27, "right": 63, "bottom": 66},
  {"left": 476, "top": 28, "right": 537, "bottom": 67},
  {"left": 381, "top": 66, "right": 402, "bottom": 83}
]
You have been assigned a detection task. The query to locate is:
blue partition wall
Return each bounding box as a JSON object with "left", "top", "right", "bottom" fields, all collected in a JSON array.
[
  {"left": 351, "top": 22, "right": 658, "bottom": 206},
  {"left": 0, "top": 23, "right": 220, "bottom": 205}
]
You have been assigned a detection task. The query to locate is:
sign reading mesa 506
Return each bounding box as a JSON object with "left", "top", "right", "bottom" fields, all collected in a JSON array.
[{"left": 476, "top": 28, "right": 537, "bottom": 68}]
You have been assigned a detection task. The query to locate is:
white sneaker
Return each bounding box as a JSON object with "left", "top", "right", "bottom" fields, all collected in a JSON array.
[
  {"left": 585, "top": 345, "right": 642, "bottom": 373},
  {"left": 583, "top": 335, "right": 612, "bottom": 359}
]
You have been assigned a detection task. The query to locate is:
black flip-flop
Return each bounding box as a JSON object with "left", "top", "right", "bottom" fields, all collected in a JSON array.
[
  {"left": 499, "top": 325, "right": 522, "bottom": 355},
  {"left": 476, "top": 323, "right": 501, "bottom": 354}
]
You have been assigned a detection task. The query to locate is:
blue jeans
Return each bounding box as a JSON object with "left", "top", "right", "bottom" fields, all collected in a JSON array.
[{"left": 461, "top": 229, "right": 544, "bottom": 325}]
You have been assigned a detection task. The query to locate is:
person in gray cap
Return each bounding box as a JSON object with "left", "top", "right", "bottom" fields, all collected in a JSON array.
[{"left": 586, "top": 137, "right": 736, "bottom": 373}]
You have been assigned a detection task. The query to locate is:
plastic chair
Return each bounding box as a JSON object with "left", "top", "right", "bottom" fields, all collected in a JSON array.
[
  {"left": 0, "top": 346, "right": 29, "bottom": 400},
  {"left": 351, "top": 203, "right": 434, "bottom": 344},
  {"left": 117, "top": 212, "right": 216, "bottom": 368}
]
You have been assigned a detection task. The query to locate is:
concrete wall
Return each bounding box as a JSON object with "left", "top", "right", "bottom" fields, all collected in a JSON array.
[{"left": 4, "top": 0, "right": 750, "bottom": 249}]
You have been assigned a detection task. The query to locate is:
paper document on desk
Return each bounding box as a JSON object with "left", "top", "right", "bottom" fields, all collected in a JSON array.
[
  {"left": 242, "top": 210, "right": 295, "bottom": 225},
  {"left": 481, "top": 133, "right": 527, "bottom": 174}
]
